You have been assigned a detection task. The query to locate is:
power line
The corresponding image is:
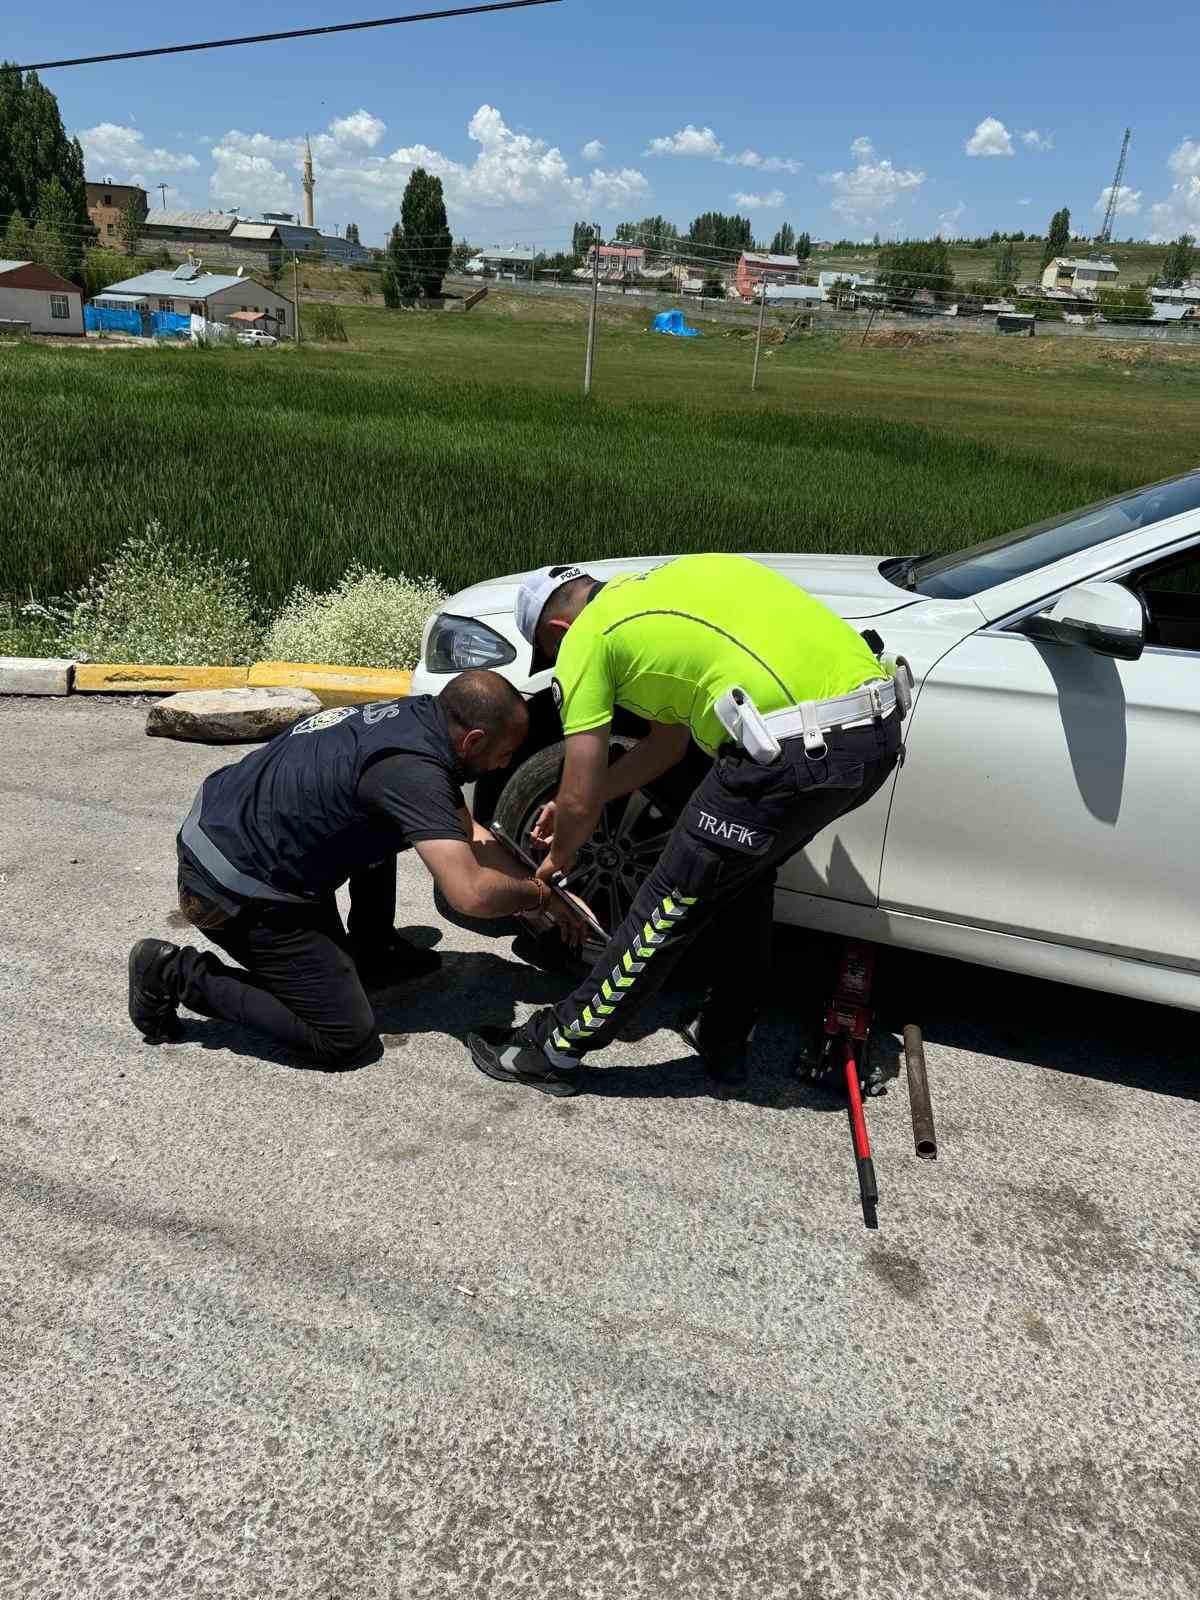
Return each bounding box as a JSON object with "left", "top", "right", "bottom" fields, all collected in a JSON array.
[{"left": 5, "top": 0, "right": 561, "bottom": 72}]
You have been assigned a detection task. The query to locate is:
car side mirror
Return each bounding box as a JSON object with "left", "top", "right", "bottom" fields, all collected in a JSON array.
[{"left": 1023, "top": 580, "right": 1145, "bottom": 661}]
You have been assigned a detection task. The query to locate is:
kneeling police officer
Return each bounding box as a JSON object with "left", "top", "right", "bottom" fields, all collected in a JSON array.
[
  {"left": 468, "top": 555, "right": 910, "bottom": 1096},
  {"left": 129, "top": 669, "right": 588, "bottom": 1067}
]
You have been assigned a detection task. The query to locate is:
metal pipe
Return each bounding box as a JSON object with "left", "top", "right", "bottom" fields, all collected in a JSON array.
[
  {"left": 903, "top": 1023, "right": 937, "bottom": 1159},
  {"left": 751, "top": 279, "right": 768, "bottom": 390}
]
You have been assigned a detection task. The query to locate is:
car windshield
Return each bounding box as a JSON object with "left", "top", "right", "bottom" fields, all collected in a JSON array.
[{"left": 889, "top": 472, "right": 1200, "bottom": 599}]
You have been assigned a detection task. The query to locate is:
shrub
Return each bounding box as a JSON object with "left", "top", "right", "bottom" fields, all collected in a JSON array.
[
  {"left": 306, "top": 302, "right": 348, "bottom": 342},
  {"left": 262, "top": 565, "right": 446, "bottom": 670},
  {"left": 26, "top": 523, "right": 262, "bottom": 665}
]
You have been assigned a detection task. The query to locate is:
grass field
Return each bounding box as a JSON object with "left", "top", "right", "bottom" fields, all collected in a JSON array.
[{"left": 4, "top": 288, "right": 1199, "bottom": 615}]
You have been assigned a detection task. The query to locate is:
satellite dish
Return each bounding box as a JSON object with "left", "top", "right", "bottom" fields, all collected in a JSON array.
[{"left": 237, "top": 266, "right": 244, "bottom": 277}]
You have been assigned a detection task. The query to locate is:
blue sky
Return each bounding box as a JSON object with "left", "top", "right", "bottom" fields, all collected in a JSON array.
[{"left": 12, "top": 0, "right": 1200, "bottom": 248}]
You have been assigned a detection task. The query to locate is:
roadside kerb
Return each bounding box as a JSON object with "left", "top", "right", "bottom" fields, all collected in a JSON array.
[{"left": 1, "top": 659, "right": 414, "bottom": 705}]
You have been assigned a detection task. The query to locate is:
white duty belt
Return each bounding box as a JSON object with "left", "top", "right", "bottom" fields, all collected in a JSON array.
[{"left": 714, "top": 657, "right": 914, "bottom": 765}]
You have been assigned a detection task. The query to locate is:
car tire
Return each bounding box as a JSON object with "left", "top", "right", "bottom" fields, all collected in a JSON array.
[{"left": 492, "top": 737, "right": 682, "bottom": 934}]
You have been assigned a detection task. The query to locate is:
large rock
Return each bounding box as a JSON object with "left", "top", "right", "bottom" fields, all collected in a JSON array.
[
  {"left": 0, "top": 656, "right": 75, "bottom": 695},
  {"left": 146, "top": 686, "right": 322, "bottom": 744}
]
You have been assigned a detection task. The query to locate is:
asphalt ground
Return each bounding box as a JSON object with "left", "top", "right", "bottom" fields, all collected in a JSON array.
[{"left": 2, "top": 697, "right": 1197, "bottom": 1600}]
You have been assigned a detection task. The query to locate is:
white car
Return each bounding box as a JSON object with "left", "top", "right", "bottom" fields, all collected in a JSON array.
[
  {"left": 236, "top": 329, "right": 277, "bottom": 347},
  {"left": 412, "top": 471, "right": 1200, "bottom": 1011}
]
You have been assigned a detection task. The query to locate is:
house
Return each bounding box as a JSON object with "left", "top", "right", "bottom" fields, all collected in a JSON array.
[
  {"left": 589, "top": 243, "right": 647, "bottom": 278},
  {"left": 1150, "top": 282, "right": 1200, "bottom": 306},
  {"left": 734, "top": 251, "right": 804, "bottom": 299},
  {"left": 139, "top": 209, "right": 367, "bottom": 267},
  {"left": 1040, "top": 256, "right": 1119, "bottom": 296},
  {"left": 0, "top": 259, "right": 84, "bottom": 335},
  {"left": 763, "top": 283, "right": 824, "bottom": 305},
  {"left": 258, "top": 212, "right": 368, "bottom": 264},
  {"left": 90, "top": 262, "right": 295, "bottom": 337},
  {"left": 85, "top": 181, "right": 148, "bottom": 248},
  {"left": 478, "top": 245, "right": 536, "bottom": 279}
]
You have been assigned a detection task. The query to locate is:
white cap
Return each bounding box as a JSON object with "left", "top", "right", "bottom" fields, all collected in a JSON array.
[{"left": 514, "top": 564, "right": 592, "bottom": 665}]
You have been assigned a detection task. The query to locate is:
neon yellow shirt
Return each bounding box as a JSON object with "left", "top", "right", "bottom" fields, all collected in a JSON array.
[{"left": 552, "top": 555, "right": 885, "bottom": 756}]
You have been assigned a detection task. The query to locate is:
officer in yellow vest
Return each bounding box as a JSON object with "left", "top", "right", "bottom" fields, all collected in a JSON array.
[{"left": 468, "top": 554, "right": 908, "bottom": 1097}]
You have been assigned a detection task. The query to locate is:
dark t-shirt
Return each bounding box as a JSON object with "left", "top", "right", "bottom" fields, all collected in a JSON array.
[{"left": 178, "top": 751, "right": 468, "bottom": 916}]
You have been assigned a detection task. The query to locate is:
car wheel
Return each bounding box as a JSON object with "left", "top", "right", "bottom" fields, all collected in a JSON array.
[{"left": 491, "top": 737, "right": 680, "bottom": 933}]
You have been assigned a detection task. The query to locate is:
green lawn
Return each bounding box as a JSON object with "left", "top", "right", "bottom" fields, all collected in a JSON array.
[{"left": 3, "top": 291, "right": 1198, "bottom": 612}]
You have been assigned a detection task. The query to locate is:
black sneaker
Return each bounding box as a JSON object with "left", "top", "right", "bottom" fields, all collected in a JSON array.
[
  {"left": 353, "top": 933, "right": 442, "bottom": 987},
  {"left": 675, "top": 1012, "right": 752, "bottom": 1100},
  {"left": 128, "top": 939, "right": 182, "bottom": 1043},
  {"left": 467, "top": 1023, "right": 581, "bottom": 1097}
]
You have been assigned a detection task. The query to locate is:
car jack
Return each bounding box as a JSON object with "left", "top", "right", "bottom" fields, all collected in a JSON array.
[{"left": 800, "top": 940, "right": 938, "bottom": 1230}]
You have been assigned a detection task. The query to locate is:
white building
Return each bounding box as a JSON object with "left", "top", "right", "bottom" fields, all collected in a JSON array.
[
  {"left": 92, "top": 262, "right": 295, "bottom": 337},
  {"left": 1040, "top": 256, "right": 1119, "bottom": 295},
  {"left": 478, "top": 245, "right": 536, "bottom": 279},
  {"left": 0, "top": 259, "right": 84, "bottom": 335}
]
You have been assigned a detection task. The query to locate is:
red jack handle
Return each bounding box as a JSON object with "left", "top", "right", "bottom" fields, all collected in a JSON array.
[{"left": 843, "top": 1038, "right": 878, "bottom": 1230}]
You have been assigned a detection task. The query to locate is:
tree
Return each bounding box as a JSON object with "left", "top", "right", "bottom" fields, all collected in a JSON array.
[
  {"left": 795, "top": 230, "right": 812, "bottom": 261},
  {"left": 688, "top": 211, "right": 752, "bottom": 252},
  {"left": 701, "top": 267, "right": 726, "bottom": 298},
  {"left": 451, "top": 237, "right": 480, "bottom": 271},
  {"left": 572, "top": 220, "right": 596, "bottom": 260},
  {"left": 387, "top": 167, "right": 452, "bottom": 300},
  {"left": 1040, "top": 207, "right": 1071, "bottom": 269},
  {"left": 876, "top": 238, "right": 953, "bottom": 296},
  {"left": 872, "top": 233, "right": 881, "bottom": 248},
  {"left": 768, "top": 222, "right": 796, "bottom": 255},
  {"left": 344, "top": 222, "right": 360, "bottom": 245},
  {"left": 0, "top": 66, "right": 90, "bottom": 243},
  {"left": 2, "top": 210, "right": 34, "bottom": 261},
  {"left": 994, "top": 238, "right": 1017, "bottom": 287},
  {"left": 116, "top": 191, "right": 145, "bottom": 255},
  {"left": 1160, "top": 233, "right": 1196, "bottom": 287},
  {"left": 32, "top": 177, "right": 83, "bottom": 282}
]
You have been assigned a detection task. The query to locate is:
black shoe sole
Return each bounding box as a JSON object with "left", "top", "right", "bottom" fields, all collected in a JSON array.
[
  {"left": 128, "top": 939, "right": 182, "bottom": 1043},
  {"left": 467, "top": 1030, "right": 580, "bottom": 1097}
]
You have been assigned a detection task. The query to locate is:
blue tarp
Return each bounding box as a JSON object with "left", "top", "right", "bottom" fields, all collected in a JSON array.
[
  {"left": 85, "top": 305, "right": 142, "bottom": 336},
  {"left": 152, "top": 310, "right": 191, "bottom": 338},
  {"left": 652, "top": 308, "right": 701, "bottom": 338}
]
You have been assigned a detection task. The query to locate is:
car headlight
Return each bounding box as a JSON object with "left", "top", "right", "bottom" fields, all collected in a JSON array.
[{"left": 425, "top": 613, "right": 518, "bottom": 673}]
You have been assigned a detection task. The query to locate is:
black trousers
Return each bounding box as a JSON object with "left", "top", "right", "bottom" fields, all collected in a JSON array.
[
  {"left": 163, "top": 857, "right": 397, "bottom": 1065},
  {"left": 540, "top": 717, "right": 903, "bottom": 1057}
]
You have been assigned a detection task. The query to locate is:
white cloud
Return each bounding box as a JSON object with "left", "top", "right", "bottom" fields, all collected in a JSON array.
[
  {"left": 328, "top": 110, "right": 386, "bottom": 149},
  {"left": 965, "top": 117, "right": 1014, "bottom": 158},
  {"left": 935, "top": 201, "right": 967, "bottom": 238},
  {"left": 1094, "top": 184, "right": 1141, "bottom": 217},
  {"left": 304, "top": 104, "right": 648, "bottom": 219},
  {"left": 79, "top": 122, "right": 199, "bottom": 177},
  {"left": 1018, "top": 196, "right": 1032, "bottom": 206},
  {"left": 726, "top": 149, "right": 801, "bottom": 173},
  {"left": 210, "top": 132, "right": 296, "bottom": 211},
  {"left": 1136, "top": 141, "right": 1200, "bottom": 240},
  {"left": 641, "top": 122, "right": 798, "bottom": 172},
  {"left": 581, "top": 139, "right": 605, "bottom": 161},
  {"left": 820, "top": 146, "right": 925, "bottom": 222},
  {"left": 732, "top": 189, "right": 786, "bottom": 209},
  {"left": 645, "top": 123, "right": 723, "bottom": 158},
  {"left": 850, "top": 135, "right": 875, "bottom": 159},
  {"left": 1020, "top": 129, "right": 1054, "bottom": 152}
]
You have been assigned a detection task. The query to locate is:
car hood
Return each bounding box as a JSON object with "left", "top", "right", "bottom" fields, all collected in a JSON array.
[{"left": 442, "top": 552, "right": 920, "bottom": 625}]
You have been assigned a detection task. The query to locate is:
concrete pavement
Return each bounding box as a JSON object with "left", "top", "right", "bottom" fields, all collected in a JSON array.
[{"left": 1, "top": 697, "right": 1197, "bottom": 1599}]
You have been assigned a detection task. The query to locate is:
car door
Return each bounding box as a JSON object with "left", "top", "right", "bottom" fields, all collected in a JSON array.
[{"left": 879, "top": 537, "right": 1200, "bottom": 972}]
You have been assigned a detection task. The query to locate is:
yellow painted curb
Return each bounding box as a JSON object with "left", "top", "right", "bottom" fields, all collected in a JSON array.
[
  {"left": 247, "top": 661, "right": 413, "bottom": 706},
  {"left": 74, "top": 664, "right": 250, "bottom": 693}
]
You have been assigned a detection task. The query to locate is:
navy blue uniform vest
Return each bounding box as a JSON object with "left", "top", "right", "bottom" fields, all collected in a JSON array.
[{"left": 182, "top": 696, "right": 460, "bottom": 903}]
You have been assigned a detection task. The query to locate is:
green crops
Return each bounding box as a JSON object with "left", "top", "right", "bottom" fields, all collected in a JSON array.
[{"left": 0, "top": 341, "right": 1156, "bottom": 607}]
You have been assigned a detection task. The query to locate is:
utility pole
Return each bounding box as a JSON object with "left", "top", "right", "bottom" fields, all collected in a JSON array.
[
  {"left": 157, "top": 183, "right": 169, "bottom": 210},
  {"left": 293, "top": 252, "right": 302, "bottom": 345},
  {"left": 583, "top": 222, "right": 601, "bottom": 397},
  {"left": 751, "top": 276, "right": 768, "bottom": 390}
]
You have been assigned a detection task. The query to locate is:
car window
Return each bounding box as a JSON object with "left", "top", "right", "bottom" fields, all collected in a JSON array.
[
  {"left": 1129, "top": 542, "right": 1200, "bottom": 653},
  {"left": 902, "top": 473, "right": 1200, "bottom": 599}
]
